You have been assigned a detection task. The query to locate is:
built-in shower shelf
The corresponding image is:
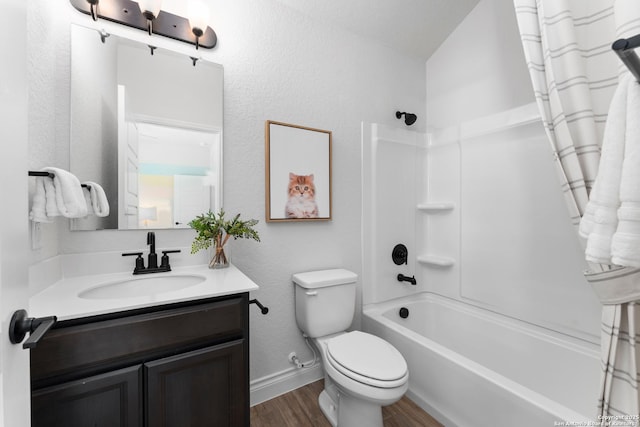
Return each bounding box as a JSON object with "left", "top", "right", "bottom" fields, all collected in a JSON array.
[
  {"left": 417, "top": 255, "right": 455, "bottom": 267},
  {"left": 417, "top": 202, "right": 455, "bottom": 212}
]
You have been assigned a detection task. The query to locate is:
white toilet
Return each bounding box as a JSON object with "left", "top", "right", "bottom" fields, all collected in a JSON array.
[{"left": 293, "top": 269, "right": 409, "bottom": 427}]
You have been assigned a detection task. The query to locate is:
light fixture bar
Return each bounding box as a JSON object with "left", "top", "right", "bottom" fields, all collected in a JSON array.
[{"left": 70, "top": 0, "right": 217, "bottom": 49}]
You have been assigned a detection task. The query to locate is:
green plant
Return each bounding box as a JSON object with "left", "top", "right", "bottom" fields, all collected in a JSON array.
[{"left": 188, "top": 209, "right": 260, "bottom": 256}]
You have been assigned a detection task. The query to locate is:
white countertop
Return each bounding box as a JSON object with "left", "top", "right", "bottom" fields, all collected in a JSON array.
[{"left": 29, "top": 264, "right": 259, "bottom": 321}]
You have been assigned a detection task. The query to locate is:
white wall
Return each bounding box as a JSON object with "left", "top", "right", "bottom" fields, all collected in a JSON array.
[
  {"left": 27, "top": 0, "right": 426, "bottom": 397},
  {"left": 424, "top": 0, "right": 602, "bottom": 341},
  {"left": 426, "top": 0, "right": 533, "bottom": 129}
]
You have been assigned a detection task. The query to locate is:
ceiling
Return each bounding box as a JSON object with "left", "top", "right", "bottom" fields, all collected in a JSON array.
[{"left": 272, "top": 0, "right": 481, "bottom": 60}]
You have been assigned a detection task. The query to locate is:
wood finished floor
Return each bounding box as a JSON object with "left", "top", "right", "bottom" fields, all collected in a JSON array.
[{"left": 250, "top": 380, "right": 443, "bottom": 427}]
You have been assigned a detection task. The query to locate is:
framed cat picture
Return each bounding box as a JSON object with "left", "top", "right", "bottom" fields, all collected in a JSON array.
[{"left": 265, "top": 120, "right": 332, "bottom": 222}]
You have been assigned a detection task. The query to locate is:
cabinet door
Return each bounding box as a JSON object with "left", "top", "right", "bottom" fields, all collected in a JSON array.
[
  {"left": 145, "top": 339, "right": 248, "bottom": 427},
  {"left": 32, "top": 365, "right": 142, "bottom": 427}
]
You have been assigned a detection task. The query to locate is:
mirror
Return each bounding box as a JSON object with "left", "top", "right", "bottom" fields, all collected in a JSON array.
[{"left": 69, "top": 24, "right": 223, "bottom": 230}]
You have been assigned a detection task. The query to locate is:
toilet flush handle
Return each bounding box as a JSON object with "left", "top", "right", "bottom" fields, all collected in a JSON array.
[{"left": 305, "top": 291, "right": 318, "bottom": 296}]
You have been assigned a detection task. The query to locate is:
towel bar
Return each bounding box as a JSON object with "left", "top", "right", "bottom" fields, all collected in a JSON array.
[
  {"left": 613, "top": 34, "right": 640, "bottom": 83},
  {"left": 29, "top": 171, "right": 90, "bottom": 188}
]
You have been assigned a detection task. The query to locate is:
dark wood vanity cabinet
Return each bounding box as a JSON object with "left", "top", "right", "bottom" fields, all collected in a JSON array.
[{"left": 30, "top": 293, "right": 250, "bottom": 427}]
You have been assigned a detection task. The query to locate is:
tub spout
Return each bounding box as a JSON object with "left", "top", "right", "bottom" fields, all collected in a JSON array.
[{"left": 397, "top": 274, "right": 416, "bottom": 285}]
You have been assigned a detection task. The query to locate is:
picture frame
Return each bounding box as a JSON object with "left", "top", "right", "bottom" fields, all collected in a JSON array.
[{"left": 265, "top": 120, "right": 332, "bottom": 222}]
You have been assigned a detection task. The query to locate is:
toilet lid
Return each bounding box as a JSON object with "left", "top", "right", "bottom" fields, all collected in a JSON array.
[{"left": 327, "top": 331, "right": 407, "bottom": 387}]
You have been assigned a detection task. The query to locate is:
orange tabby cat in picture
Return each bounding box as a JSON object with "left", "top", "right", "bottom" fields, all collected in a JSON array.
[{"left": 285, "top": 173, "right": 319, "bottom": 218}]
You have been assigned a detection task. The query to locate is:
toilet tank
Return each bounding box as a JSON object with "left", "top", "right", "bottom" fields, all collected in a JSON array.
[{"left": 292, "top": 269, "right": 358, "bottom": 338}]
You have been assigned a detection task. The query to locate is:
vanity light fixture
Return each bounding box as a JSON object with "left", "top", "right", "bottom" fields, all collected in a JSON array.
[
  {"left": 188, "top": 0, "right": 210, "bottom": 50},
  {"left": 87, "top": 0, "right": 99, "bottom": 21},
  {"left": 136, "top": 0, "right": 162, "bottom": 35},
  {"left": 70, "top": 0, "right": 217, "bottom": 49}
]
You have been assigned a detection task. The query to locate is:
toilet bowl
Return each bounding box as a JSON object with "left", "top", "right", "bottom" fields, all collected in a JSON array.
[
  {"left": 314, "top": 331, "right": 409, "bottom": 427},
  {"left": 292, "top": 269, "right": 409, "bottom": 427}
]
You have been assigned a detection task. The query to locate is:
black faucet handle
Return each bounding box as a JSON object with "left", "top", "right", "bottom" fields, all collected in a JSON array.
[
  {"left": 123, "top": 252, "right": 145, "bottom": 273},
  {"left": 160, "top": 249, "right": 181, "bottom": 269}
]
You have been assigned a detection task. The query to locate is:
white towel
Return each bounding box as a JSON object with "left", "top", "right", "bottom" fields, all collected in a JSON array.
[
  {"left": 82, "top": 187, "right": 94, "bottom": 216},
  {"left": 82, "top": 181, "right": 110, "bottom": 217},
  {"left": 29, "top": 177, "right": 54, "bottom": 223},
  {"left": 611, "top": 78, "right": 640, "bottom": 267},
  {"left": 43, "top": 177, "right": 60, "bottom": 217},
  {"left": 580, "top": 75, "right": 631, "bottom": 264},
  {"left": 41, "top": 167, "right": 87, "bottom": 218}
]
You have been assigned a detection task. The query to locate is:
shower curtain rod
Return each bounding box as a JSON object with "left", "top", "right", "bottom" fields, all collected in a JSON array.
[{"left": 612, "top": 34, "right": 640, "bottom": 84}]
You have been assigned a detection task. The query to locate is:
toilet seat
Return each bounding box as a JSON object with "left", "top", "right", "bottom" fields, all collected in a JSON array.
[{"left": 326, "top": 331, "right": 408, "bottom": 389}]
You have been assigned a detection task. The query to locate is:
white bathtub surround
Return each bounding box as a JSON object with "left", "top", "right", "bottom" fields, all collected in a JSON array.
[
  {"left": 363, "top": 293, "right": 600, "bottom": 426},
  {"left": 361, "top": 122, "right": 426, "bottom": 305},
  {"left": 362, "top": 106, "right": 602, "bottom": 423},
  {"left": 515, "top": 0, "right": 640, "bottom": 419}
]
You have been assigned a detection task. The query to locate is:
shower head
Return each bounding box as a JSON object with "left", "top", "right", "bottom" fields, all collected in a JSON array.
[{"left": 396, "top": 111, "right": 417, "bottom": 126}]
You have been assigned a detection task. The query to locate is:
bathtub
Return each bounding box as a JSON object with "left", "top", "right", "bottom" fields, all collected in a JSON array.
[{"left": 362, "top": 292, "right": 600, "bottom": 427}]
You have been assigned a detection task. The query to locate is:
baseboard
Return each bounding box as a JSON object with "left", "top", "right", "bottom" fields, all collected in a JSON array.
[{"left": 250, "top": 364, "right": 323, "bottom": 406}]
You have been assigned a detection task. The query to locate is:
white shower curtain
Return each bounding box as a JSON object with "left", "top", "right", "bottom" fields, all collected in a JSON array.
[{"left": 514, "top": 0, "right": 640, "bottom": 422}]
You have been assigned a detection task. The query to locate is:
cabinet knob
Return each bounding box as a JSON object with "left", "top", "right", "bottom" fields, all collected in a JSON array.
[{"left": 9, "top": 309, "right": 57, "bottom": 349}]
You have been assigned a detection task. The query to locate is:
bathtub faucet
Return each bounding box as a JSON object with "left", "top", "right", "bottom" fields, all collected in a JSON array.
[{"left": 397, "top": 274, "right": 417, "bottom": 285}]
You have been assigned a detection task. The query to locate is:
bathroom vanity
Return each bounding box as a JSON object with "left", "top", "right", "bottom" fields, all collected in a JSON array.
[{"left": 28, "top": 264, "right": 258, "bottom": 427}]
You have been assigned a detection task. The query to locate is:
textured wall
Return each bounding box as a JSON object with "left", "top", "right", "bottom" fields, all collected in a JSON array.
[
  {"left": 27, "top": 0, "right": 426, "bottom": 384},
  {"left": 27, "top": 0, "right": 70, "bottom": 259},
  {"left": 69, "top": 24, "right": 118, "bottom": 231},
  {"left": 211, "top": 0, "right": 426, "bottom": 383}
]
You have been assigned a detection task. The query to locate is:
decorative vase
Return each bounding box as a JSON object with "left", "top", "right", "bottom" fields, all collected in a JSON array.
[{"left": 209, "top": 238, "right": 229, "bottom": 269}]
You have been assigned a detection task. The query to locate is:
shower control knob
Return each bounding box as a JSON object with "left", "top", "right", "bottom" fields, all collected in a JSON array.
[{"left": 392, "top": 244, "right": 408, "bottom": 265}]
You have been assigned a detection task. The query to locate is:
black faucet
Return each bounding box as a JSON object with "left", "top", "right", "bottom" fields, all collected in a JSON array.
[
  {"left": 122, "top": 232, "right": 181, "bottom": 275},
  {"left": 397, "top": 274, "right": 417, "bottom": 285},
  {"left": 147, "top": 231, "right": 158, "bottom": 269}
]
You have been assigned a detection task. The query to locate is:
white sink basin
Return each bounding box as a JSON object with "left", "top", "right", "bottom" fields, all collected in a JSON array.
[{"left": 78, "top": 274, "right": 206, "bottom": 300}]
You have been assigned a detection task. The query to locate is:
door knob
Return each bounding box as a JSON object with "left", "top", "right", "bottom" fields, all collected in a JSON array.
[{"left": 9, "top": 309, "right": 57, "bottom": 349}]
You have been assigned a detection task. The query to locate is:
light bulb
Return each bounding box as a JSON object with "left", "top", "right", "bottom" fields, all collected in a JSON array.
[
  {"left": 137, "top": 0, "right": 162, "bottom": 18},
  {"left": 188, "top": 0, "right": 210, "bottom": 35}
]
